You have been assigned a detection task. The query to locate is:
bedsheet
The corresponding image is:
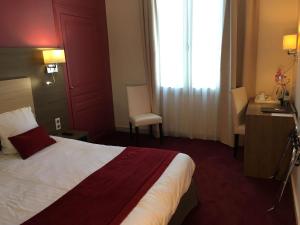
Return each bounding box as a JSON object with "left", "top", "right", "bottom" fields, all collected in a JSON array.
[{"left": 0, "top": 137, "right": 195, "bottom": 225}]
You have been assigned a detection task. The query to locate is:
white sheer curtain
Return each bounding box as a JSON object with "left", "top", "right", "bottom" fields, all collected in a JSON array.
[
  {"left": 141, "top": 0, "right": 259, "bottom": 144},
  {"left": 155, "top": 0, "right": 225, "bottom": 139}
]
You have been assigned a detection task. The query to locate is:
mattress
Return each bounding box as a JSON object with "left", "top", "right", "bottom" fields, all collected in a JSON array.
[{"left": 0, "top": 137, "right": 195, "bottom": 225}]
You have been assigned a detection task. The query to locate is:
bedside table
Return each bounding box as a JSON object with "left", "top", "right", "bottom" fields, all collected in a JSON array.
[{"left": 53, "top": 130, "right": 89, "bottom": 142}]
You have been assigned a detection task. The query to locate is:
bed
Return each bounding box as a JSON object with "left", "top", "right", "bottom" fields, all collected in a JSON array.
[{"left": 0, "top": 78, "right": 197, "bottom": 225}]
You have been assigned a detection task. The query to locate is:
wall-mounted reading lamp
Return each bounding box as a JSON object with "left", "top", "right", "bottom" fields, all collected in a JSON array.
[
  {"left": 42, "top": 49, "right": 66, "bottom": 85},
  {"left": 283, "top": 34, "right": 297, "bottom": 56}
]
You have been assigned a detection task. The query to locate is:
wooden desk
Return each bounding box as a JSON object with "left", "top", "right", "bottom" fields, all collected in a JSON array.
[{"left": 245, "top": 100, "right": 295, "bottom": 179}]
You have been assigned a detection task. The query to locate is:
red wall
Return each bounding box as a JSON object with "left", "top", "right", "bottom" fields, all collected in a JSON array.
[
  {"left": 0, "top": 0, "right": 58, "bottom": 47},
  {"left": 0, "top": 0, "right": 115, "bottom": 138},
  {"left": 0, "top": 0, "right": 106, "bottom": 47}
]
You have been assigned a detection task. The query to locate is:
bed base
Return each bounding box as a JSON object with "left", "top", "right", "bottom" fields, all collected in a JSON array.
[{"left": 169, "top": 179, "right": 198, "bottom": 225}]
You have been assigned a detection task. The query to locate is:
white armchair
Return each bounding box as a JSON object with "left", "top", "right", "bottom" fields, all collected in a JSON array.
[
  {"left": 231, "top": 87, "right": 248, "bottom": 158},
  {"left": 126, "top": 85, "right": 163, "bottom": 144}
]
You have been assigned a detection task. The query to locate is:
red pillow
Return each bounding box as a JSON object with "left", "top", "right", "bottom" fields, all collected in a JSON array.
[{"left": 8, "top": 126, "right": 56, "bottom": 159}]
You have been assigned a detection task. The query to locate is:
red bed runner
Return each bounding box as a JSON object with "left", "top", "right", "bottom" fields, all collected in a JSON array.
[{"left": 22, "top": 147, "right": 178, "bottom": 225}]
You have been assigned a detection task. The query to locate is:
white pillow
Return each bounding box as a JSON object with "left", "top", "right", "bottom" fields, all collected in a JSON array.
[{"left": 0, "top": 107, "right": 38, "bottom": 154}]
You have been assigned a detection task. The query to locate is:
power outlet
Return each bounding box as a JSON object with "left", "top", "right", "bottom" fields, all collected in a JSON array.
[{"left": 55, "top": 117, "right": 61, "bottom": 130}]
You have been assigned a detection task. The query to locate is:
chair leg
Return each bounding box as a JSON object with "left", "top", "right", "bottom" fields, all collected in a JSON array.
[
  {"left": 149, "top": 125, "right": 153, "bottom": 137},
  {"left": 234, "top": 134, "right": 239, "bottom": 158},
  {"left": 135, "top": 127, "right": 139, "bottom": 146},
  {"left": 159, "top": 123, "right": 164, "bottom": 144},
  {"left": 129, "top": 122, "right": 133, "bottom": 139}
]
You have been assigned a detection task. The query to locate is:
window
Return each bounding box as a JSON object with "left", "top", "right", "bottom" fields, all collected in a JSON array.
[{"left": 157, "top": 0, "right": 224, "bottom": 89}]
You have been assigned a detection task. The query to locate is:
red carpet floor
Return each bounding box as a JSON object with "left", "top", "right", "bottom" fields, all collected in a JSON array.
[{"left": 98, "top": 132, "right": 296, "bottom": 225}]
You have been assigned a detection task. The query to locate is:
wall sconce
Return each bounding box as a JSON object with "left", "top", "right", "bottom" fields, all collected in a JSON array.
[
  {"left": 283, "top": 34, "right": 297, "bottom": 56},
  {"left": 42, "top": 49, "right": 66, "bottom": 85}
]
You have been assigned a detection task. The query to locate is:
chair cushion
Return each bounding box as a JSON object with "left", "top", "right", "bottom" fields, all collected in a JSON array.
[
  {"left": 234, "top": 124, "right": 245, "bottom": 135},
  {"left": 130, "top": 113, "right": 162, "bottom": 127}
]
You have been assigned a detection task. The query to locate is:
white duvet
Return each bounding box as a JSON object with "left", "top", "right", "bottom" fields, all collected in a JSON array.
[{"left": 0, "top": 137, "right": 195, "bottom": 225}]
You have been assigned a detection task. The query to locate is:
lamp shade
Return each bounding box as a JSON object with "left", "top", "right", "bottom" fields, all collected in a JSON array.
[
  {"left": 283, "top": 34, "right": 297, "bottom": 50},
  {"left": 43, "top": 49, "right": 66, "bottom": 64}
]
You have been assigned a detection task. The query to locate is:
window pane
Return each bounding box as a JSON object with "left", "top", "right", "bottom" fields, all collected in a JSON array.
[
  {"left": 157, "top": 0, "right": 186, "bottom": 88},
  {"left": 191, "top": 0, "right": 224, "bottom": 89}
]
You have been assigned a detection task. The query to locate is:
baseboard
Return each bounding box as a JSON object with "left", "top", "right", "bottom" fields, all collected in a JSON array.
[
  {"left": 115, "top": 126, "right": 158, "bottom": 135},
  {"left": 115, "top": 126, "right": 130, "bottom": 133},
  {"left": 291, "top": 174, "right": 300, "bottom": 225}
]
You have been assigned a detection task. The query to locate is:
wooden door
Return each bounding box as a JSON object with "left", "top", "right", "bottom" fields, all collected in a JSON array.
[{"left": 54, "top": 4, "right": 114, "bottom": 141}]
